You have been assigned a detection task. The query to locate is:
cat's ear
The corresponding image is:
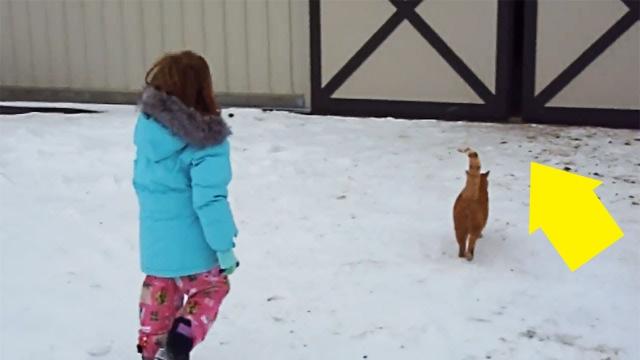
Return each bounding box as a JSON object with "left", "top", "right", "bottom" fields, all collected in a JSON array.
[{"left": 482, "top": 171, "right": 490, "bottom": 178}]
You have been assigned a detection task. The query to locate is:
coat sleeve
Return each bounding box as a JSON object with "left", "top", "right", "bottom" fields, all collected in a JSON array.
[{"left": 190, "top": 140, "right": 237, "bottom": 252}]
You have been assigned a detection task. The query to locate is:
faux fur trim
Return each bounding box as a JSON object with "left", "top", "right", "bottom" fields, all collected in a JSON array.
[{"left": 139, "top": 86, "right": 231, "bottom": 147}]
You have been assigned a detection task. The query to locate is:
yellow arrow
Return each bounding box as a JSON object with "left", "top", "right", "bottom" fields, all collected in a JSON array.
[{"left": 529, "top": 162, "right": 624, "bottom": 271}]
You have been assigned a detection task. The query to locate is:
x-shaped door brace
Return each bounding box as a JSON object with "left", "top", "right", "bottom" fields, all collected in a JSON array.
[
  {"left": 534, "top": 0, "right": 640, "bottom": 106},
  {"left": 321, "top": 0, "right": 495, "bottom": 105}
]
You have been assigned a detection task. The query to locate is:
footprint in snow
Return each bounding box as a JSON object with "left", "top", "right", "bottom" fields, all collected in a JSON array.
[
  {"left": 87, "top": 343, "right": 112, "bottom": 357},
  {"left": 269, "top": 145, "right": 285, "bottom": 153}
]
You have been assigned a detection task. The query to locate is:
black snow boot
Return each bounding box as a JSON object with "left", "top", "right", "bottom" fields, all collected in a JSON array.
[{"left": 166, "top": 317, "right": 194, "bottom": 360}]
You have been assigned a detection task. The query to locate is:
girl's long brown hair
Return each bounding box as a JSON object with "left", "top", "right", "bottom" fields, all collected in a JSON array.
[{"left": 145, "top": 50, "right": 220, "bottom": 116}]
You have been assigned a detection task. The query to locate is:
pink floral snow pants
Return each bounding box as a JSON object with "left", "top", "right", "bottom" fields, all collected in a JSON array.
[{"left": 138, "top": 268, "right": 230, "bottom": 359}]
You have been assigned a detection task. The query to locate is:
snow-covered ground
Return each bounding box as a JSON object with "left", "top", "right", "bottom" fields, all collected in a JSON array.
[{"left": 0, "top": 103, "right": 638, "bottom": 360}]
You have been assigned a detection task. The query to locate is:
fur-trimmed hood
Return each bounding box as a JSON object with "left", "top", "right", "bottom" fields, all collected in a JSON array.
[{"left": 138, "top": 86, "right": 230, "bottom": 148}]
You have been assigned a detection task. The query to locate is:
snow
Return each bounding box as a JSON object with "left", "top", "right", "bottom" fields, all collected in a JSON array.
[{"left": 0, "top": 103, "right": 638, "bottom": 360}]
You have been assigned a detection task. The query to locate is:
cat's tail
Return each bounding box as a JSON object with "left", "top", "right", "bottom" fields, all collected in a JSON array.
[{"left": 457, "top": 147, "right": 481, "bottom": 175}]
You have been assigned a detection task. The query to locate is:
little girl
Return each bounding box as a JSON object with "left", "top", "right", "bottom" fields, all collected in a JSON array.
[{"left": 133, "top": 51, "right": 238, "bottom": 360}]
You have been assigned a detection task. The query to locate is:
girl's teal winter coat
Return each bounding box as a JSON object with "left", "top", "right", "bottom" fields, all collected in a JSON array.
[{"left": 133, "top": 87, "right": 237, "bottom": 277}]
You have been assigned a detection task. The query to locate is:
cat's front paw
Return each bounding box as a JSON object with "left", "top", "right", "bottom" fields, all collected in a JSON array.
[{"left": 465, "top": 251, "right": 474, "bottom": 261}]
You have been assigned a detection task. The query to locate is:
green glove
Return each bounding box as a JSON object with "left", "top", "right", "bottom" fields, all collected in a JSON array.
[{"left": 217, "top": 249, "right": 239, "bottom": 276}]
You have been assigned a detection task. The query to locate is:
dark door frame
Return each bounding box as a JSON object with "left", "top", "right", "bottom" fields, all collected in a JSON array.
[
  {"left": 521, "top": 0, "right": 640, "bottom": 129},
  {"left": 309, "top": 0, "right": 516, "bottom": 121}
]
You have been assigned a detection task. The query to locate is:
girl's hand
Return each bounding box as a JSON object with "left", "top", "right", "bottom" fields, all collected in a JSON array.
[{"left": 217, "top": 249, "right": 239, "bottom": 276}]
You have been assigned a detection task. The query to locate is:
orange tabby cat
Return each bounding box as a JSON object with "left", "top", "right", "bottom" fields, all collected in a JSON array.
[{"left": 453, "top": 148, "right": 489, "bottom": 261}]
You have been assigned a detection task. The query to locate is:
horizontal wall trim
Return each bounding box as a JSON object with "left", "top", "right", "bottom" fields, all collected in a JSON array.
[
  {"left": 0, "top": 86, "right": 306, "bottom": 110},
  {"left": 522, "top": 105, "right": 640, "bottom": 129}
]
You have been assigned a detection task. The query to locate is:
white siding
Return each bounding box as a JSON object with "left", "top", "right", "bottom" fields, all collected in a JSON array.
[
  {"left": 0, "top": 0, "right": 17, "bottom": 86},
  {"left": 64, "top": 0, "right": 88, "bottom": 88},
  {"left": 83, "top": 1, "right": 108, "bottom": 88},
  {"left": 45, "top": 0, "right": 70, "bottom": 87},
  {"left": 122, "top": 1, "right": 145, "bottom": 90},
  {"left": 246, "top": 0, "right": 271, "bottom": 93},
  {"left": 9, "top": 0, "right": 34, "bottom": 86},
  {"left": 0, "top": 0, "right": 310, "bottom": 103}
]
